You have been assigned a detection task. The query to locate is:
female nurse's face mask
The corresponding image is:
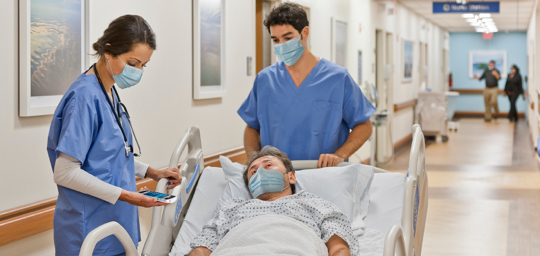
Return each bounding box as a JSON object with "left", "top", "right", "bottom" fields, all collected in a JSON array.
[
  {"left": 248, "top": 167, "right": 290, "bottom": 198},
  {"left": 106, "top": 55, "right": 144, "bottom": 89},
  {"left": 273, "top": 36, "right": 305, "bottom": 66}
]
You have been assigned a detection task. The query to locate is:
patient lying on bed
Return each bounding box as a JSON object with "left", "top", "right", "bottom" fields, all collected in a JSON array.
[{"left": 188, "top": 146, "right": 359, "bottom": 256}]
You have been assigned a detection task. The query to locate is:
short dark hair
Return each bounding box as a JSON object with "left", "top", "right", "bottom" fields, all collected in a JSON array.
[
  {"left": 92, "top": 15, "right": 156, "bottom": 57},
  {"left": 489, "top": 60, "right": 495, "bottom": 64},
  {"left": 263, "top": 3, "right": 309, "bottom": 35},
  {"left": 243, "top": 146, "right": 296, "bottom": 194}
]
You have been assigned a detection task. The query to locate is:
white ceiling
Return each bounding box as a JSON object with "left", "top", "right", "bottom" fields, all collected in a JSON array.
[{"left": 399, "top": 0, "right": 534, "bottom": 32}]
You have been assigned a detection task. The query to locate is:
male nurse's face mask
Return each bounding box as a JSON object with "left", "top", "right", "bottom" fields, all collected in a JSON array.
[
  {"left": 248, "top": 167, "right": 290, "bottom": 199},
  {"left": 274, "top": 36, "right": 305, "bottom": 66},
  {"left": 106, "top": 55, "right": 144, "bottom": 89}
]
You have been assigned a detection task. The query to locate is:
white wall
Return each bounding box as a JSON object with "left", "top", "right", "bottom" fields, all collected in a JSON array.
[
  {"left": 372, "top": 1, "right": 449, "bottom": 144},
  {"left": 0, "top": 0, "right": 255, "bottom": 254}
]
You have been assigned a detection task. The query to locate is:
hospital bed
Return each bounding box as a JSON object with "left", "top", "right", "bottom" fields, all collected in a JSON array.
[{"left": 80, "top": 125, "right": 428, "bottom": 256}]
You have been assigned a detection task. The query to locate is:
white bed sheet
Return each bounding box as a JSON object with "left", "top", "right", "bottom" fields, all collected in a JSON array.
[{"left": 170, "top": 167, "right": 405, "bottom": 256}]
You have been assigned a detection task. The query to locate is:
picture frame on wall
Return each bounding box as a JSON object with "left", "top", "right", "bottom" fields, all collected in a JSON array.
[
  {"left": 331, "top": 18, "right": 347, "bottom": 68},
  {"left": 469, "top": 50, "right": 507, "bottom": 79},
  {"left": 193, "top": 0, "right": 226, "bottom": 100},
  {"left": 403, "top": 40, "right": 413, "bottom": 82},
  {"left": 19, "top": 0, "right": 89, "bottom": 117},
  {"left": 357, "top": 50, "right": 362, "bottom": 85}
]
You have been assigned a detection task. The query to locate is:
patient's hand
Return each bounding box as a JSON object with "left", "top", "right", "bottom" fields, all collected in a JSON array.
[
  {"left": 317, "top": 154, "right": 344, "bottom": 168},
  {"left": 326, "top": 234, "right": 351, "bottom": 256},
  {"left": 188, "top": 247, "right": 212, "bottom": 256}
]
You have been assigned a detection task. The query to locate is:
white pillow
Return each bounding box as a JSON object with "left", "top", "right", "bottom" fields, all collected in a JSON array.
[{"left": 218, "top": 156, "right": 374, "bottom": 236}]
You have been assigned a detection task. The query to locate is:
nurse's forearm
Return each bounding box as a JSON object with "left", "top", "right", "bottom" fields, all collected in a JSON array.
[
  {"left": 54, "top": 153, "right": 122, "bottom": 204},
  {"left": 334, "top": 120, "right": 372, "bottom": 159},
  {"left": 244, "top": 125, "right": 261, "bottom": 156}
]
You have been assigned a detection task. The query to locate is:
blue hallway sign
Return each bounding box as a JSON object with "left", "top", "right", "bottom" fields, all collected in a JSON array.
[{"left": 433, "top": 2, "right": 500, "bottom": 13}]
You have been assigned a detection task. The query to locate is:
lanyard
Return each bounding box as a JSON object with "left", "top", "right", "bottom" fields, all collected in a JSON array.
[{"left": 93, "top": 64, "right": 142, "bottom": 157}]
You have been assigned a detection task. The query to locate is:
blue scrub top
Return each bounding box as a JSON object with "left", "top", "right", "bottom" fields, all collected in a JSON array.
[
  {"left": 47, "top": 72, "right": 140, "bottom": 256},
  {"left": 238, "top": 58, "right": 376, "bottom": 160}
]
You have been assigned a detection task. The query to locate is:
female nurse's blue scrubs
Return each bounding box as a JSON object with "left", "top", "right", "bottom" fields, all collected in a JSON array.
[
  {"left": 47, "top": 68, "right": 140, "bottom": 256},
  {"left": 238, "top": 58, "right": 376, "bottom": 160}
]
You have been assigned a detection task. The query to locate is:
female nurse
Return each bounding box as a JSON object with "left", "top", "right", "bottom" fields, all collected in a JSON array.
[{"left": 46, "top": 15, "right": 181, "bottom": 256}]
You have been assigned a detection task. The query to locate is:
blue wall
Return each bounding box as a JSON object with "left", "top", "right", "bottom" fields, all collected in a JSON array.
[{"left": 449, "top": 32, "right": 527, "bottom": 113}]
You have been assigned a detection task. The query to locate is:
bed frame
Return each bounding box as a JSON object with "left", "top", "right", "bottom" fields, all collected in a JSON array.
[{"left": 79, "top": 125, "right": 428, "bottom": 256}]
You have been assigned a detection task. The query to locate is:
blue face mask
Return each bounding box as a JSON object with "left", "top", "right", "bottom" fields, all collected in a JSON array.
[
  {"left": 273, "top": 37, "right": 305, "bottom": 66},
  {"left": 106, "top": 55, "right": 143, "bottom": 89},
  {"left": 248, "top": 167, "right": 290, "bottom": 198}
]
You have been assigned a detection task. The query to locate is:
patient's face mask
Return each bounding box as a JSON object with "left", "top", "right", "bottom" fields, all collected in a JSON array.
[{"left": 248, "top": 167, "right": 290, "bottom": 198}]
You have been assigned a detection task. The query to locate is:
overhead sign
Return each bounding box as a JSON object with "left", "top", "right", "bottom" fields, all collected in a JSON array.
[{"left": 433, "top": 2, "right": 500, "bottom": 13}]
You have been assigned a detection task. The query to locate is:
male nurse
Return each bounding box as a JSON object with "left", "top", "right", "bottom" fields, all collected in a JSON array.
[{"left": 238, "top": 2, "right": 376, "bottom": 168}]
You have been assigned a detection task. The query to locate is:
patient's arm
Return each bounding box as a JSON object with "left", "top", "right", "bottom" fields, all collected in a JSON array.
[
  {"left": 326, "top": 234, "right": 351, "bottom": 256},
  {"left": 244, "top": 125, "right": 261, "bottom": 156},
  {"left": 188, "top": 247, "right": 212, "bottom": 256}
]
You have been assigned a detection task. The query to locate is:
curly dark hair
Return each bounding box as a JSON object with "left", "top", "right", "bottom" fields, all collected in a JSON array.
[
  {"left": 243, "top": 146, "right": 296, "bottom": 194},
  {"left": 263, "top": 2, "right": 309, "bottom": 35}
]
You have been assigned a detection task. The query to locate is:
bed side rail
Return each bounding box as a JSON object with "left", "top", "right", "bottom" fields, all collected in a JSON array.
[
  {"left": 79, "top": 222, "right": 138, "bottom": 256},
  {"left": 291, "top": 160, "right": 388, "bottom": 173},
  {"left": 401, "top": 124, "right": 428, "bottom": 256},
  {"left": 383, "top": 225, "right": 407, "bottom": 256},
  {"left": 142, "top": 126, "right": 205, "bottom": 256}
]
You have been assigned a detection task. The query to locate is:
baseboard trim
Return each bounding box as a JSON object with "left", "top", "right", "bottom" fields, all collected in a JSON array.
[
  {"left": 454, "top": 111, "right": 525, "bottom": 117},
  {"left": 394, "top": 133, "right": 413, "bottom": 151},
  {"left": 0, "top": 146, "right": 246, "bottom": 247}
]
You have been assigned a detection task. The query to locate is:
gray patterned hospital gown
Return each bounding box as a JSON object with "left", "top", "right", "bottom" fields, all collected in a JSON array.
[{"left": 190, "top": 190, "right": 359, "bottom": 255}]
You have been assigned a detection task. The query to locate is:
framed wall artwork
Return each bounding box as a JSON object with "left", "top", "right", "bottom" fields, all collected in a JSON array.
[
  {"left": 193, "top": 0, "right": 226, "bottom": 100},
  {"left": 403, "top": 40, "right": 413, "bottom": 82},
  {"left": 469, "top": 50, "right": 507, "bottom": 79},
  {"left": 19, "top": 0, "right": 88, "bottom": 117},
  {"left": 331, "top": 18, "right": 347, "bottom": 68},
  {"left": 357, "top": 50, "right": 362, "bottom": 85}
]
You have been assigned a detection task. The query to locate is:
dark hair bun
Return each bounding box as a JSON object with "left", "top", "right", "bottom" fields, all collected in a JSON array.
[{"left": 92, "top": 15, "right": 156, "bottom": 57}]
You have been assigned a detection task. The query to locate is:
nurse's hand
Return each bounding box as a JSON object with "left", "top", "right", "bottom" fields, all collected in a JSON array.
[
  {"left": 317, "top": 154, "right": 344, "bottom": 168},
  {"left": 147, "top": 167, "right": 182, "bottom": 189},
  {"left": 119, "top": 189, "right": 170, "bottom": 208}
]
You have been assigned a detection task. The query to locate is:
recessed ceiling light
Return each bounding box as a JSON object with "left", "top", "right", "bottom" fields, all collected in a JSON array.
[
  {"left": 466, "top": 19, "right": 477, "bottom": 22},
  {"left": 470, "top": 22, "right": 481, "bottom": 26},
  {"left": 482, "top": 18, "right": 493, "bottom": 22},
  {"left": 462, "top": 13, "right": 474, "bottom": 18},
  {"left": 479, "top": 13, "right": 491, "bottom": 18}
]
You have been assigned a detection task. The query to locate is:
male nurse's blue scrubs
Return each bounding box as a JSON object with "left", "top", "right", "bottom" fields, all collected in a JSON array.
[
  {"left": 47, "top": 70, "right": 140, "bottom": 256},
  {"left": 238, "top": 58, "right": 376, "bottom": 160}
]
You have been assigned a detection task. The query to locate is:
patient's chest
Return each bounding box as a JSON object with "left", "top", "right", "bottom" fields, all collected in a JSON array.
[{"left": 216, "top": 192, "right": 329, "bottom": 238}]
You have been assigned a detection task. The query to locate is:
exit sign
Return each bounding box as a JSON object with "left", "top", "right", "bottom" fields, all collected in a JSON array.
[{"left": 483, "top": 33, "right": 493, "bottom": 39}]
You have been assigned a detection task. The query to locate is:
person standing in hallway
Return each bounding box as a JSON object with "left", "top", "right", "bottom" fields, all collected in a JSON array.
[
  {"left": 474, "top": 60, "right": 501, "bottom": 121},
  {"left": 47, "top": 15, "right": 181, "bottom": 255},
  {"left": 504, "top": 65, "right": 524, "bottom": 122},
  {"left": 237, "top": 3, "right": 375, "bottom": 168}
]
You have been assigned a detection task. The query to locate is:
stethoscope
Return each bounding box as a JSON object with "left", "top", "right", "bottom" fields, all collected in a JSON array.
[{"left": 93, "top": 64, "right": 142, "bottom": 158}]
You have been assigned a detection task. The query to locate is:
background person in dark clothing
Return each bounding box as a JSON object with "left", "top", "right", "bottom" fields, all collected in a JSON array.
[
  {"left": 504, "top": 65, "right": 525, "bottom": 122},
  {"left": 474, "top": 60, "right": 501, "bottom": 121}
]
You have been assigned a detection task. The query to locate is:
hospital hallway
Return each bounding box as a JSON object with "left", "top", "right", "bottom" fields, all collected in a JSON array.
[{"left": 379, "top": 117, "right": 540, "bottom": 256}]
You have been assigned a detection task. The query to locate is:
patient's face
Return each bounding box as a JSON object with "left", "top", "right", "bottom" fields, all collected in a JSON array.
[{"left": 247, "top": 156, "right": 286, "bottom": 181}]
